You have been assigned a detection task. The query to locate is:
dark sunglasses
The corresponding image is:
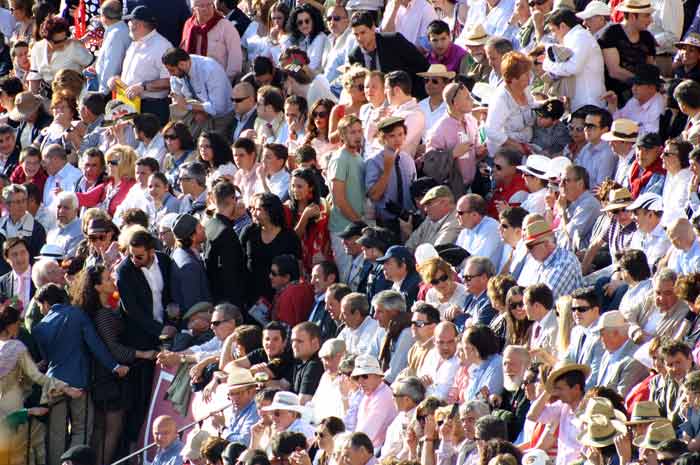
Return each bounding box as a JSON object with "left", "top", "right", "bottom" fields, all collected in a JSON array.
[
  {"left": 231, "top": 96, "right": 249, "bottom": 103},
  {"left": 270, "top": 270, "right": 282, "bottom": 276},
  {"left": 313, "top": 111, "right": 329, "bottom": 118},
  {"left": 352, "top": 374, "right": 370, "bottom": 380},
  {"left": 528, "top": 0, "right": 547, "bottom": 6},
  {"left": 315, "top": 430, "right": 328, "bottom": 438},
  {"left": 463, "top": 273, "right": 482, "bottom": 282},
  {"left": 571, "top": 305, "right": 591, "bottom": 313},
  {"left": 88, "top": 234, "right": 108, "bottom": 241},
  {"left": 297, "top": 18, "right": 311, "bottom": 25},
  {"left": 430, "top": 274, "right": 449, "bottom": 286},
  {"left": 211, "top": 319, "right": 231, "bottom": 327},
  {"left": 457, "top": 210, "right": 472, "bottom": 216},
  {"left": 508, "top": 301, "right": 524, "bottom": 310},
  {"left": 411, "top": 320, "right": 432, "bottom": 327},
  {"left": 107, "top": 159, "right": 120, "bottom": 166},
  {"left": 326, "top": 15, "right": 345, "bottom": 21},
  {"left": 427, "top": 77, "right": 445, "bottom": 84},
  {"left": 163, "top": 134, "right": 178, "bottom": 140}
]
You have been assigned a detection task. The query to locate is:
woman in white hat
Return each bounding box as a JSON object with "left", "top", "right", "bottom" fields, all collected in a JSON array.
[{"left": 518, "top": 155, "right": 550, "bottom": 215}]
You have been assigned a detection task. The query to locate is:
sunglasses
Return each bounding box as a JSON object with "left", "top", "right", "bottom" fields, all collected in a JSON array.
[
  {"left": 107, "top": 159, "right": 120, "bottom": 166},
  {"left": 352, "top": 374, "right": 370, "bottom": 380},
  {"left": 427, "top": 77, "right": 445, "bottom": 84},
  {"left": 163, "top": 134, "right": 178, "bottom": 140},
  {"left": 211, "top": 319, "right": 231, "bottom": 327},
  {"left": 571, "top": 305, "right": 591, "bottom": 313},
  {"left": 411, "top": 320, "right": 432, "bottom": 327},
  {"left": 297, "top": 18, "right": 311, "bottom": 25},
  {"left": 315, "top": 430, "right": 328, "bottom": 438},
  {"left": 313, "top": 111, "right": 329, "bottom": 118},
  {"left": 430, "top": 274, "right": 449, "bottom": 286},
  {"left": 568, "top": 125, "right": 585, "bottom": 132},
  {"left": 528, "top": 0, "right": 547, "bottom": 5},
  {"left": 463, "top": 273, "right": 482, "bottom": 282},
  {"left": 508, "top": 301, "right": 524, "bottom": 310},
  {"left": 231, "top": 96, "right": 249, "bottom": 103},
  {"left": 88, "top": 234, "right": 108, "bottom": 241},
  {"left": 326, "top": 15, "right": 345, "bottom": 21}
]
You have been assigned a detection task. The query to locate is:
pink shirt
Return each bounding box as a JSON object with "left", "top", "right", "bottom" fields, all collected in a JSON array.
[
  {"left": 537, "top": 400, "right": 582, "bottom": 465},
  {"left": 233, "top": 163, "right": 263, "bottom": 207},
  {"left": 181, "top": 18, "right": 242, "bottom": 78},
  {"left": 426, "top": 112, "right": 479, "bottom": 185},
  {"left": 356, "top": 382, "right": 398, "bottom": 449}
]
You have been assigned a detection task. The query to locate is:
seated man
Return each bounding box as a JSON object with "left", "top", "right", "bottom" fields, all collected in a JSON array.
[
  {"left": 0, "top": 183, "right": 47, "bottom": 265},
  {"left": 456, "top": 193, "right": 505, "bottom": 268},
  {"left": 657, "top": 340, "right": 694, "bottom": 425},
  {"left": 667, "top": 218, "right": 700, "bottom": 275},
  {"left": 290, "top": 322, "right": 324, "bottom": 403},
  {"left": 454, "top": 256, "right": 496, "bottom": 330},
  {"left": 375, "top": 245, "right": 421, "bottom": 310},
  {"left": 555, "top": 165, "right": 602, "bottom": 253},
  {"left": 223, "top": 369, "right": 260, "bottom": 445},
  {"left": 254, "top": 85, "right": 285, "bottom": 145},
  {"left": 171, "top": 302, "right": 214, "bottom": 351},
  {"left": 575, "top": 107, "right": 617, "bottom": 189},
  {"left": 626, "top": 192, "right": 669, "bottom": 270},
  {"left": 270, "top": 254, "right": 315, "bottom": 328},
  {"left": 606, "top": 64, "right": 665, "bottom": 136},
  {"left": 232, "top": 321, "right": 295, "bottom": 389},
  {"left": 562, "top": 287, "right": 604, "bottom": 388},
  {"left": 627, "top": 132, "right": 666, "bottom": 197},
  {"left": 260, "top": 391, "right": 315, "bottom": 442},
  {"left": 338, "top": 292, "right": 383, "bottom": 357},
  {"left": 418, "top": 321, "right": 460, "bottom": 401},
  {"left": 380, "top": 376, "right": 426, "bottom": 460},
  {"left": 405, "top": 185, "right": 461, "bottom": 252}
]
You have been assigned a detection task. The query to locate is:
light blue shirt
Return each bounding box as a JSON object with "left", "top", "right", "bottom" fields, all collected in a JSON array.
[
  {"left": 679, "top": 240, "right": 700, "bottom": 275},
  {"left": 46, "top": 217, "right": 83, "bottom": 257},
  {"left": 152, "top": 439, "right": 184, "bottom": 465},
  {"left": 170, "top": 55, "right": 234, "bottom": 117},
  {"left": 464, "top": 353, "right": 503, "bottom": 400},
  {"left": 456, "top": 216, "right": 504, "bottom": 269},
  {"left": 226, "top": 399, "right": 259, "bottom": 445},
  {"left": 95, "top": 20, "right": 131, "bottom": 93},
  {"left": 364, "top": 149, "right": 417, "bottom": 221},
  {"left": 559, "top": 190, "right": 601, "bottom": 252},
  {"left": 575, "top": 140, "right": 618, "bottom": 189},
  {"left": 43, "top": 163, "right": 82, "bottom": 208}
]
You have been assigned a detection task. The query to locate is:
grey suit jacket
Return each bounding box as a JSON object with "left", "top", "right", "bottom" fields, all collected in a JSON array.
[
  {"left": 565, "top": 324, "right": 604, "bottom": 389},
  {"left": 597, "top": 339, "right": 649, "bottom": 396}
]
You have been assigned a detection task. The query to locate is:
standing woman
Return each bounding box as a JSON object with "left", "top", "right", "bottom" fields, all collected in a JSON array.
[
  {"left": 265, "top": 2, "right": 291, "bottom": 64},
  {"left": 70, "top": 265, "right": 156, "bottom": 465},
  {"left": 284, "top": 4, "right": 328, "bottom": 74},
  {"left": 27, "top": 16, "right": 93, "bottom": 97},
  {"left": 430, "top": 0, "right": 467, "bottom": 38},
  {"left": 240, "top": 192, "right": 302, "bottom": 303},
  {"left": 9, "top": 0, "right": 34, "bottom": 44},
  {"left": 329, "top": 65, "right": 368, "bottom": 144},
  {"left": 75, "top": 145, "right": 137, "bottom": 218},
  {"left": 198, "top": 131, "right": 237, "bottom": 186},
  {"left": 161, "top": 121, "right": 197, "bottom": 188},
  {"left": 286, "top": 168, "right": 332, "bottom": 275},
  {"left": 240, "top": 0, "right": 276, "bottom": 65},
  {"left": 304, "top": 98, "right": 336, "bottom": 171}
]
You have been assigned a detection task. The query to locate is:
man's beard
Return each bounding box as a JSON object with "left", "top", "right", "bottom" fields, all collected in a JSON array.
[{"left": 503, "top": 373, "right": 523, "bottom": 392}]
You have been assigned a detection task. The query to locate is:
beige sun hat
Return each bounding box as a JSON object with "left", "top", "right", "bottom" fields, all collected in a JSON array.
[
  {"left": 462, "top": 24, "right": 489, "bottom": 46},
  {"left": 633, "top": 420, "right": 676, "bottom": 449},
  {"left": 601, "top": 119, "right": 640, "bottom": 143},
  {"left": 417, "top": 64, "right": 456, "bottom": 80},
  {"left": 616, "top": 0, "right": 654, "bottom": 14},
  {"left": 626, "top": 401, "right": 663, "bottom": 425},
  {"left": 578, "top": 414, "right": 627, "bottom": 448}
]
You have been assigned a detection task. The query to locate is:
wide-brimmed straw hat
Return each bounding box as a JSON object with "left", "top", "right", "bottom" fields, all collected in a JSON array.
[
  {"left": 616, "top": 0, "right": 654, "bottom": 14},
  {"left": 601, "top": 119, "right": 640, "bottom": 143},
  {"left": 601, "top": 188, "right": 633, "bottom": 212},
  {"left": 417, "top": 64, "right": 456, "bottom": 80},
  {"left": 633, "top": 420, "right": 676, "bottom": 449},
  {"left": 626, "top": 401, "right": 663, "bottom": 425},
  {"left": 544, "top": 362, "right": 591, "bottom": 394},
  {"left": 462, "top": 24, "right": 489, "bottom": 46},
  {"left": 578, "top": 414, "right": 627, "bottom": 448}
]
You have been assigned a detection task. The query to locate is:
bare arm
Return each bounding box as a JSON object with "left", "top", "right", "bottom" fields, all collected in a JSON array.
[
  {"left": 526, "top": 390, "right": 552, "bottom": 422},
  {"left": 602, "top": 48, "right": 635, "bottom": 82}
]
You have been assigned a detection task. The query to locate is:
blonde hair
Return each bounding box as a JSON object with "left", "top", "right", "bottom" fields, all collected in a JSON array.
[
  {"left": 105, "top": 144, "right": 137, "bottom": 180},
  {"left": 119, "top": 224, "right": 147, "bottom": 252},
  {"left": 342, "top": 64, "right": 368, "bottom": 90},
  {"left": 52, "top": 68, "right": 85, "bottom": 98},
  {"left": 555, "top": 295, "right": 574, "bottom": 355},
  {"left": 417, "top": 257, "right": 453, "bottom": 284}
]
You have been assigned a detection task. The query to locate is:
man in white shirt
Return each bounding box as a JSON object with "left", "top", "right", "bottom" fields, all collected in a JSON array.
[
  {"left": 626, "top": 192, "right": 670, "bottom": 270},
  {"left": 381, "top": 0, "right": 437, "bottom": 46},
  {"left": 260, "top": 143, "right": 290, "bottom": 202},
  {"left": 42, "top": 144, "right": 81, "bottom": 210},
  {"left": 46, "top": 192, "right": 83, "bottom": 257},
  {"left": 110, "top": 5, "right": 173, "bottom": 125},
  {"left": 96, "top": 0, "right": 132, "bottom": 94},
  {"left": 456, "top": 194, "right": 505, "bottom": 268},
  {"left": 338, "top": 292, "right": 383, "bottom": 356},
  {"left": 418, "top": 321, "right": 460, "bottom": 400},
  {"left": 380, "top": 376, "right": 425, "bottom": 460},
  {"left": 416, "top": 65, "right": 451, "bottom": 138},
  {"left": 484, "top": 37, "right": 513, "bottom": 87},
  {"left": 544, "top": 8, "right": 605, "bottom": 111},
  {"left": 605, "top": 64, "right": 665, "bottom": 136},
  {"left": 385, "top": 71, "right": 425, "bottom": 156},
  {"left": 576, "top": 1, "right": 611, "bottom": 39}
]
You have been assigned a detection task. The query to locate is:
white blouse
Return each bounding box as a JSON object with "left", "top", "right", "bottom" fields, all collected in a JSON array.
[
  {"left": 484, "top": 83, "right": 535, "bottom": 156},
  {"left": 28, "top": 39, "right": 93, "bottom": 83}
]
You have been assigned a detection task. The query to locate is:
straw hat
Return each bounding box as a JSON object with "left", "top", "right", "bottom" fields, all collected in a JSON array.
[
  {"left": 601, "top": 188, "right": 633, "bottom": 212},
  {"left": 417, "top": 64, "right": 456, "bottom": 80},
  {"left": 601, "top": 119, "right": 640, "bottom": 143},
  {"left": 626, "top": 401, "right": 663, "bottom": 425},
  {"left": 226, "top": 368, "right": 257, "bottom": 390},
  {"left": 676, "top": 33, "right": 700, "bottom": 50},
  {"left": 261, "top": 391, "right": 306, "bottom": 414},
  {"left": 633, "top": 420, "right": 675, "bottom": 449},
  {"left": 616, "top": 0, "right": 654, "bottom": 13},
  {"left": 578, "top": 414, "right": 627, "bottom": 448},
  {"left": 9, "top": 91, "right": 42, "bottom": 121},
  {"left": 592, "top": 310, "right": 629, "bottom": 332},
  {"left": 462, "top": 24, "right": 489, "bottom": 46},
  {"left": 181, "top": 429, "right": 211, "bottom": 460},
  {"left": 577, "top": 397, "right": 628, "bottom": 424},
  {"left": 350, "top": 354, "right": 384, "bottom": 377},
  {"left": 544, "top": 362, "right": 591, "bottom": 394},
  {"left": 518, "top": 154, "right": 551, "bottom": 180},
  {"left": 684, "top": 370, "right": 700, "bottom": 394},
  {"left": 523, "top": 219, "right": 554, "bottom": 246}
]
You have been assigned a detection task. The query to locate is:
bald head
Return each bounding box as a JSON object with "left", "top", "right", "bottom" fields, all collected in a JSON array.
[
  {"left": 232, "top": 82, "right": 256, "bottom": 116},
  {"left": 435, "top": 321, "right": 458, "bottom": 359},
  {"left": 100, "top": 0, "right": 122, "bottom": 21},
  {"left": 153, "top": 415, "right": 178, "bottom": 448},
  {"left": 668, "top": 218, "right": 696, "bottom": 251}
]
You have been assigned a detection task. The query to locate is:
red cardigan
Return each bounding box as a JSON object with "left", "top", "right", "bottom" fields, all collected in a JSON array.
[
  {"left": 75, "top": 177, "right": 137, "bottom": 217},
  {"left": 272, "top": 281, "right": 315, "bottom": 328}
]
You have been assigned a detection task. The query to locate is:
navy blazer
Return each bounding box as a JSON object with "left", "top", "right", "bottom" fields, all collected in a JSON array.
[
  {"left": 308, "top": 298, "right": 337, "bottom": 342},
  {"left": 398, "top": 271, "right": 422, "bottom": 310},
  {"left": 170, "top": 247, "right": 211, "bottom": 313},
  {"left": 33, "top": 304, "right": 119, "bottom": 388},
  {"left": 456, "top": 291, "right": 495, "bottom": 331},
  {"left": 0, "top": 270, "right": 36, "bottom": 301}
]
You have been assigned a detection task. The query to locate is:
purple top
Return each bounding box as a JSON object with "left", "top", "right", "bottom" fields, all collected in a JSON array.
[{"left": 428, "top": 43, "right": 467, "bottom": 73}]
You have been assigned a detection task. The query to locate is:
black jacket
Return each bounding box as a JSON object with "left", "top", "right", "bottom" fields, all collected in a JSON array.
[
  {"left": 226, "top": 8, "right": 251, "bottom": 39},
  {"left": 0, "top": 219, "right": 46, "bottom": 276},
  {"left": 116, "top": 251, "right": 174, "bottom": 350},
  {"left": 348, "top": 32, "right": 430, "bottom": 99},
  {"left": 203, "top": 213, "right": 247, "bottom": 307}
]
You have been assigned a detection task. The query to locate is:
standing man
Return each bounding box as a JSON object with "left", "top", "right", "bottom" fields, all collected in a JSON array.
[
  {"left": 95, "top": 0, "right": 131, "bottom": 94},
  {"left": 162, "top": 48, "right": 235, "bottom": 140},
  {"left": 180, "top": 0, "right": 242, "bottom": 80},
  {"left": 328, "top": 115, "right": 365, "bottom": 281},
  {"left": 170, "top": 213, "right": 211, "bottom": 312},
  {"left": 112, "top": 6, "right": 172, "bottom": 125},
  {"left": 384, "top": 72, "right": 425, "bottom": 157},
  {"left": 203, "top": 180, "right": 246, "bottom": 308}
]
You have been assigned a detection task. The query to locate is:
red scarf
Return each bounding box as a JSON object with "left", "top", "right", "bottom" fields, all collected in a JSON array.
[
  {"left": 629, "top": 156, "right": 665, "bottom": 198},
  {"left": 181, "top": 14, "right": 223, "bottom": 56}
]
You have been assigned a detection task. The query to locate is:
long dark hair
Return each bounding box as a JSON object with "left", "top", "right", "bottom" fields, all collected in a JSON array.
[
  {"left": 287, "top": 4, "right": 325, "bottom": 42},
  {"left": 305, "top": 98, "right": 334, "bottom": 143},
  {"left": 504, "top": 286, "right": 533, "bottom": 345},
  {"left": 199, "top": 131, "right": 235, "bottom": 169},
  {"left": 70, "top": 265, "right": 106, "bottom": 319},
  {"left": 379, "top": 312, "right": 412, "bottom": 371},
  {"left": 289, "top": 168, "right": 321, "bottom": 225},
  {"left": 0, "top": 304, "right": 19, "bottom": 333},
  {"left": 253, "top": 192, "right": 286, "bottom": 228}
]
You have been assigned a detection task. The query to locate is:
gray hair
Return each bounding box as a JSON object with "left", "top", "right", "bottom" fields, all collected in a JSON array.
[
  {"left": 654, "top": 268, "right": 678, "bottom": 286},
  {"left": 485, "top": 36, "right": 513, "bottom": 55},
  {"left": 503, "top": 344, "right": 530, "bottom": 364},
  {"left": 179, "top": 161, "right": 207, "bottom": 187},
  {"left": 1, "top": 183, "right": 26, "bottom": 202},
  {"left": 371, "top": 290, "right": 406, "bottom": 313},
  {"left": 466, "top": 256, "right": 495, "bottom": 278},
  {"left": 459, "top": 400, "right": 490, "bottom": 418},
  {"left": 32, "top": 259, "right": 61, "bottom": 287},
  {"left": 56, "top": 191, "right": 79, "bottom": 211},
  {"left": 392, "top": 376, "right": 426, "bottom": 404},
  {"left": 215, "top": 302, "right": 243, "bottom": 325},
  {"left": 43, "top": 144, "right": 67, "bottom": 160},
  {"left": 320, "top": 338, "right": 346, "bottom": 357},
  {"left": 342, "top": 292, "right": 370, "bottom": 317}
]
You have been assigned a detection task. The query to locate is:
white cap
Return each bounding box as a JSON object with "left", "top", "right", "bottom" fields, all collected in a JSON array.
[
  {"left": 625, "top": 192, "right": 663, "bottom": 212},
  {"left": 592, "top": 310, "right": 629, "bottom": 332},
  {"left": 350, "top": 354, "right": 384, "bottom": 377},
  {"left": 576, "top": 0, "right": 611, "bottom": 19},
  {"left": 545, "top": 156, "right": 573, "bottom": 180},
  {"left": 522, "top": 449, "right": 550, "bottom": 465}
]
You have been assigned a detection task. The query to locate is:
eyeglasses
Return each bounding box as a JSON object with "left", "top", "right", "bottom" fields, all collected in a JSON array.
[
  {"left": 463, "top": 273, "right": 482, "bottom": 282},
  {"left": 508, "top": 301, "right": 524, "bottom": 310},
  {"left": 326, "top": 15, "right": 345, "bottom": 21},
  {"left": 661, "top": 151, "right": 678, "bottom": 158},
  {"left": 571, "top": 305, "right": 591, "bottom": 313},
  {"left": 163, "top": 134, "right": 178, "bottom": 140},
  {"left": 312, "top": 111, "right": 329, "bottom": 119},
  {"left": 411, "top": 320, "right": 432, "bottom": 327},
  {"left": 583, "top": 122, "right": 599, "bottom": 129},
  {"left": 528, "top": 0, "right": 547, "bottom": 6},
  {"left": 568, "top": 125, "right": 585, "bottom": 132},
  {"left": 352, "top": 374, "right": 370, "bottom": 380},
  {"left": 107, "top": 159, "right": 120, "bottom": 166},
  {"left": 231, "top": 96, "right": 249, "bottom": 103},
  {"left": 211, "top": 319, "right": 231, "bottom": 327},
  {"left": 88, "top": 234, "right": 108, "bottom": 241},
  {"left": 297, "top": 18, "right": 311, "bottom": 26},
  {"left": 430, "top": 274, "right": 449, "bottom": 286}
]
